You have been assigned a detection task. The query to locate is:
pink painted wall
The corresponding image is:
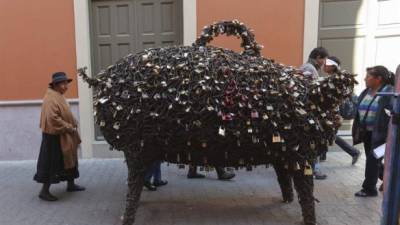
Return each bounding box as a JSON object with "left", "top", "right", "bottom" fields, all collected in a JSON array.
[
  {"left": 0, "top": 0, "right": 78, "bottom": 100},
  {"left": 197, "top": 0, "right": 305, "bottom": 66}
]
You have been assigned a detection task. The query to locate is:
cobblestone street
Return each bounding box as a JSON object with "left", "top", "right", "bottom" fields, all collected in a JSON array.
[{"left": 0, "top": 150, "right": 382, "bottom": 225}]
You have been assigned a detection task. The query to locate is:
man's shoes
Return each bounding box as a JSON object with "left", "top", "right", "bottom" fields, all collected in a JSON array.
[
  {"left": 39, "top": 192, "right": 58, "bottom": 201},
  {"left": 313, "top": 171, "right": 327, "bottom": 180},
  {"left": 355, "top": 189, "right": 378, "bottom": 197},
  {"left": 67, "top": 184, "right": 86, "bottom": 192},
  {"left": 144, "top": 181, "right": 157, "bottom": 191},
  {"left": 187, "top": 172, "right": 206, "bottom": 179},
  {"left": 217, "top": 170, "right": 235, "bottom": 180},
  {"left": 153, "top": 180, "right": 168, "bottom": 187},
  {"left": 352, "top": 151, "right": 361, "bottom": 165},
  {"left": 320, "top": 153, "right": 327, "bottom": 162}
]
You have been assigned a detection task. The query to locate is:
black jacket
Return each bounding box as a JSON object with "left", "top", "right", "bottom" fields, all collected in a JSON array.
[{"left": 352, "top": 85, "right": 393, "bottom": 149}]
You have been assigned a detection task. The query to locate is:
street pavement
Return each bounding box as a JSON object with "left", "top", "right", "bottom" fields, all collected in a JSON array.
[{"left": 0, "top": 150, "right": 382, "bottom": 225}]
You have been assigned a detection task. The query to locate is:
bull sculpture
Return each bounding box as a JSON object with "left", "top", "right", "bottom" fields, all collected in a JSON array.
[{"left": 79, "top": 20, "right": 356, "bottom": 225}]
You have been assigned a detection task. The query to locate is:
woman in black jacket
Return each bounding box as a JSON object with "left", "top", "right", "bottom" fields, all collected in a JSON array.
[{"left": 352, "top": 65, "right": 394, "bottom": 197}]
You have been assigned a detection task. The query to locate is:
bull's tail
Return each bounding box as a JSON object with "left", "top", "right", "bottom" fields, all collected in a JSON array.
[{"left": 77, "top": 67, "right": 100, "bottom": 88}]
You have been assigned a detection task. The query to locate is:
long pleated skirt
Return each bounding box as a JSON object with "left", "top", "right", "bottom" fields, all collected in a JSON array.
[{"left": 33, "top": 133, "right": 79, "bottom": 184}]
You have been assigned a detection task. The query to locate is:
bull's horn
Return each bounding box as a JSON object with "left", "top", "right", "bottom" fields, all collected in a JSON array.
[{"left": 77, "top": 67, "right": 99, "bottom": 88}]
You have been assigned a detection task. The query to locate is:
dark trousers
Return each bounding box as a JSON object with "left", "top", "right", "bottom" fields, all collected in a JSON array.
[
  {"left": 362, "top": 132, "right": 382, "bottom": 193},
  {"left": 335, "top": 135, "right": 359, "bottom": 157},
  {"left": 144, "top": 161, "right": 162, "bottom": 183}
]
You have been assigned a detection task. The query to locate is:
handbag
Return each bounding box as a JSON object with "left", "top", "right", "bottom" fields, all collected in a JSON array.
[{"left": 339, "top": 95, "right": 358, "bottom": 120}]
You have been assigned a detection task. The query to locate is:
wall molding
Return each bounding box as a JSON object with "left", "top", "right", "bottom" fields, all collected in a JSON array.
[{"left": 0, "top": 99, "right": 79, "bottom": 106}]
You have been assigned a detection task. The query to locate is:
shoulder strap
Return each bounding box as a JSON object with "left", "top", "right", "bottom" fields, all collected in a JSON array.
[{"left": 360, "top": 85, "right": 386, "bottom": 124}]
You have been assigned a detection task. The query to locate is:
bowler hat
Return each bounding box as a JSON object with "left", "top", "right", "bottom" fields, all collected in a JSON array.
[{"left": 49, "top": 72, "right": 72, "bottom": 86}]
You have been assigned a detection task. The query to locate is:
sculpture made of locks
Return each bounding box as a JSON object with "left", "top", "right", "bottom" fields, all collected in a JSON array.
[{"left": 79, "top": 20, "right": 357, "bottom": 225}]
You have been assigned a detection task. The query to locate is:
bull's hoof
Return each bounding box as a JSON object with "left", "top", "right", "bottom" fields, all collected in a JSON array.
[{"left": 303, "top": 215, "right": 316, "bottom": 225}]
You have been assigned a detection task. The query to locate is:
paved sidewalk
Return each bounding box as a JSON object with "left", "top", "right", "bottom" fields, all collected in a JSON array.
[{"left": 0, "top": 151, "right": 382, "bottom": 225}]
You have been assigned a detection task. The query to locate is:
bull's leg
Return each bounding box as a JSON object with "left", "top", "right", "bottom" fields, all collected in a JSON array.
[
  {"left": 273, "top": 162, "right": 294, "bottom": 203},
  {"left": 293, "top": 170, "right": 316, "bottom": 225},
  {"left": 122, "top": 151, "right": 146, "bottom": 225}
]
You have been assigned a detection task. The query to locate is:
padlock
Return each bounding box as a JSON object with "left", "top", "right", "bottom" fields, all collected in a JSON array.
[{"left": 272, "top": 133, "right": 281, "bottom": 143}]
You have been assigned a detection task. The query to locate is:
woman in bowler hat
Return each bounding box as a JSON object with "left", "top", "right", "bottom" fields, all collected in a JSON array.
[{"left": 34, "top": 72, "right": 85, "bottom": 201}]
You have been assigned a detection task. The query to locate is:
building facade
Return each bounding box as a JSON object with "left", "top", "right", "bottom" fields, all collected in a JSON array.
[{"left": 1, "top": 0, "right": 399, "bottom": 160}]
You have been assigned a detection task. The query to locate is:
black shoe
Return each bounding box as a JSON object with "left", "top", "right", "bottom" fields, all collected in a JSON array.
[
  {"left": 153, "top": 180, "right": 168, "bottom": 187},
  {"left": 320, "top": 153, "right": 327, "bottom": 161},
  {"left": 187, "top": 172, "right": 205, "bottom": 179},
  {"left": 217, "top": 171, "right": 235, "bottom": 180},
  {"left": 355, "top": 189, "right": 378, "bottom": 197},
  {"left": 144, "top": 181, "right": 157, "bottom": 191},
  {"left": 39, "top": 192, "right": 58, "bottom": 201},
  {"left": 352, "top": 151, "right": 361, "bottom": 165},
  {"left": 313, "top": 171, "right": 327, "bottom": 180},
  {"left": 67, "top": 184, "right": 86, "bottom": 192}
]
